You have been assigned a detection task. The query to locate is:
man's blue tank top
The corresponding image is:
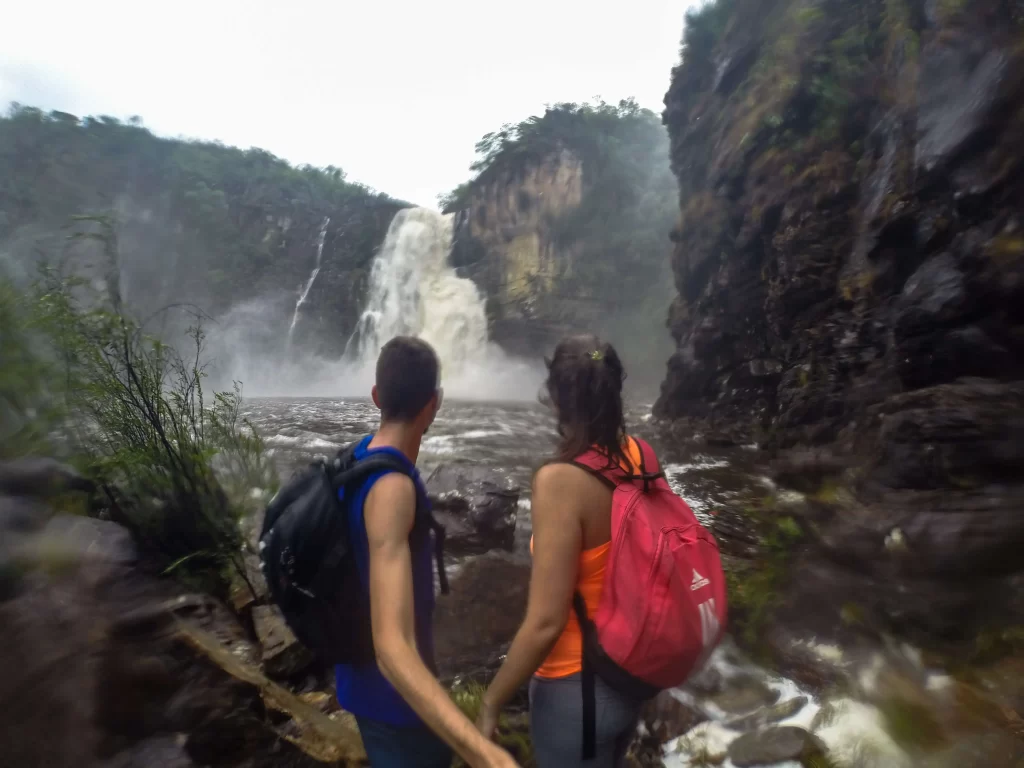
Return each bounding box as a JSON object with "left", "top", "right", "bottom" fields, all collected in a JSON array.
[{"left": 335, "top": 435, "right": 437, "bottom": 727}]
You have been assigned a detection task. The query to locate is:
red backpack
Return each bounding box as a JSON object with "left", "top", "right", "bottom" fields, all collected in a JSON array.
[{"left": 572, "top": 437, "right": 727, "bottom": 758}]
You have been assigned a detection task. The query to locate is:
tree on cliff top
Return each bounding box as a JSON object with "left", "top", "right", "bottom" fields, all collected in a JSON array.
[
  {"left": 439, "top": 99, "right": 677, "bottom": 391},
  {"left": 438, "top": 99, "right": 663, "bottom": 212}
]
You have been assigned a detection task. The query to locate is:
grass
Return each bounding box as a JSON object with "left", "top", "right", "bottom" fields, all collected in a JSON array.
[
  {"left": 450, "top": 683, "right": 534, "bottom": 767},
  {"left": 725, "top": 498, "right": 806, "bottom": 650}
]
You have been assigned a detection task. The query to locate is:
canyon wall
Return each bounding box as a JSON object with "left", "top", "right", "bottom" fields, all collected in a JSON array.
[
  {"left": 447, "top": 101, "right": 678, "bottom": 391},
  {"left": 659, "top": 0, "right": 1024, "bottom": 644},
  {"left": 0, "top": 108, "right": 405, "bottom": 360}
]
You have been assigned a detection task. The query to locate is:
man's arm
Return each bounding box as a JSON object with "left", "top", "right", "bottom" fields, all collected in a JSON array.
[{"left": 364, "top": 473, "right": 517, "bottom": 768}]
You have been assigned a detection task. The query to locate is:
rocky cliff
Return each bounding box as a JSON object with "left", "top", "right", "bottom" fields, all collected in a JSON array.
[
  {"left": 446, "top": 101, "right": 678, "bottom": 390},
  {"left": 658, "top": 0, "right": 1024, "bottom": 644},
  {"left": 450, "top": 149, "right": 587, "bottom": 356},
  {"left": 0, "top": 108, "right": 405, "bottom": 361}
]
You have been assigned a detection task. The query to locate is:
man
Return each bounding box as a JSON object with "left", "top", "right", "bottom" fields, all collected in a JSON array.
[{"left": 335, "top": 336, "right": 519, "bottom": 768}]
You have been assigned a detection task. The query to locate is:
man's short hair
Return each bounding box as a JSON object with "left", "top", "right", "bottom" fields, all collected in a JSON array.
[{"left": 375, "top": 336, "right": 440, "bottom": 422}]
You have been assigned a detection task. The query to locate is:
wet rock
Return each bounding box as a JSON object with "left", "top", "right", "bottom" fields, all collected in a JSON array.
[
  {"left": 723, "top": 696, "right": 809, "bottom": 732},
  {"left": 713, "top": 42, "right": 760, "bottom": 95},
  {"left": 929, "top": 731, "right": 1024, "bottom": 767},
  {"left": 103, "top": 735, "right": 194, "bottom": 768},
  {"left": 708, "top": 507, "right": 760, "bottom": 558},
  {"left": 687, "top": 662, "right": 727, "bottom": 697},
  {"left": 298, "top": 690, "right": 340, "bottom": 715},
  {"left": 916, "top": 40, "right": 1019, "bottom": 175},
  {"left": 710, "top": 675, "right": 781, "bottom": 714},
  {"left": 727, "top": 726, "right": 827, "bottom": 767},
  {"left": 641, "top": 691, "right": 708, "bottom": 742},
  {"left": 34, "top": 513, "right": 137, "bottom": 565},
  {"left": 426, "top": 465, "right": 519, "bottom": 556},
  {"left": 769, "top": 449, "right": 846, "bottom": 494},
  {"left": 0, "top": 456, "right": 96, "bottom": 497},
  {"left": 872, "top": 380, "right": 1024, "bottom": 492},
  {"left": 229, "top": 550, "right": 268, "bottom": 614},
  {"left": 434, "top": 553, "right": 530, "bottom": 681},
  {"left": 252, "top": 604, "right": 314, "bottom": 680}
]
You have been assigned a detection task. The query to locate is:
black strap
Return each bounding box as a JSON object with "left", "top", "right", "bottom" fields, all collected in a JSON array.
[
  {"left": 332, "top": 446, "right": 450, "bottom": 595},
  {"left": 574, "top": 592, "right": 597, "bottom": 761},
  {"left": 569, "top": 460, "right": 617, "bottom": 489},
  {"left": 431, "top": 519, "right": 449, "bottom": 595}
]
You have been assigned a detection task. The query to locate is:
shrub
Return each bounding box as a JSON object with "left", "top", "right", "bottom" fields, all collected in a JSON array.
[{"left": 10, "top": 216, "right": 276, "bottom": 596}]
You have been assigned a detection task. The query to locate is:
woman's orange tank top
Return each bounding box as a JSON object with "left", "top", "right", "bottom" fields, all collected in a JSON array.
[{"left": 532, "top": 437, "right": 641, "bottom": 680}]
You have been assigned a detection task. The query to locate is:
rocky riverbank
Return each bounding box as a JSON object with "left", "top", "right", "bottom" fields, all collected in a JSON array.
[
  {"left": 655, "top": 0, "right": 1024, "bottom": 673},
  {"left": 0, "top": 456, "right": 532, "bottom": 768}
]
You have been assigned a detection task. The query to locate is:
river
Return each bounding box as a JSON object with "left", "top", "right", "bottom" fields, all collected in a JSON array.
[{"left": 242, "top": 396, "right": 950, "bottom": 767}]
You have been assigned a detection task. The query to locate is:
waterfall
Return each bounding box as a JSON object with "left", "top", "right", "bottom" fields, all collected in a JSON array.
[
  {"left": 345, "top": 207, "right": 489, "bottom": 374},
  {"left": 286, "top": 216, "right": 330, "bottom": 347}
]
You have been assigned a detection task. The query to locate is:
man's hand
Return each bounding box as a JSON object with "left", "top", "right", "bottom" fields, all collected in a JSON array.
[
  {"left": 476, "top": 702, "right": 499, "bottom": 742},
  {"left": 480, "top": 743, "right": 519, "bottom": 768},
  {"left": 365, "top": 473, "right": 521, "bottom": 768}
]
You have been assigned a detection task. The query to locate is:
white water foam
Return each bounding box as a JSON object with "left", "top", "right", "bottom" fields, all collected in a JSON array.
[
  {"left": 287, "top": 216, "right": 330, "bottom": 347},
  {"left": 663, "top": 641, "right": 910, "bottom": 768},
  {"left": 343, "top": 207, "right": 543, "bottom": 399},
  {"left": 207, "top": 208, "right": 543, "bottom": 400}
]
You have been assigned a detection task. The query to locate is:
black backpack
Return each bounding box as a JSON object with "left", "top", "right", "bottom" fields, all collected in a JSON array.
[{"left": 258, "top": 442, "right": 448, "bottom": 666}]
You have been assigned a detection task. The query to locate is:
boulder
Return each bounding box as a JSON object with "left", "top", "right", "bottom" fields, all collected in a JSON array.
[
  {"left": 641, "top": 691, "right": 707, "bottom": 742},
  {"left": 252, "top": 605, "right": 314, "bottom": 680},
  {"left": 103, "top": 736, "right": 194, "bottom": 768},
  {"left": 426, "top": 465, "right": 519, "bottom": 556},
  {"left": 710, "top": 675, "right": 781, "bottom": 715},
  {"left": 723, "top": 696, "right": 809, "bottom": 732},
  {"left": 727, "top": 726, "right": 827, "bottom": 767},
  {"left": 0, "top": 456, "right": 96, "bottom": 497},
  {"left": 433, "top": 553, "right": 530, "bottom": 682}
]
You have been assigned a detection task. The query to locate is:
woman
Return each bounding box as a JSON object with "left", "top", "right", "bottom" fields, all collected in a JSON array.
[{"left": 476, "top": 334, "right": 645, "bottom": 768}]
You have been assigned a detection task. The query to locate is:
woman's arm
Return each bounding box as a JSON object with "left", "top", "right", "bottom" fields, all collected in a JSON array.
[{"left": 479, "top": 464, "right": 584, "bottom": 729}]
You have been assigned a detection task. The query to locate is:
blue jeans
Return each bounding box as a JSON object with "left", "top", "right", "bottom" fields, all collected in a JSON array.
[{"left": 356, "top": 716, "right": 453, "bottom": 768}]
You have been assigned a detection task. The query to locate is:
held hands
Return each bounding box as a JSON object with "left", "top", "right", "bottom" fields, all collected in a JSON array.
[
  {"left": 479, "top": 742, "right": 519, "bottom": 768},
  {"left": 475, "top": 700, "right": 519, "bottom": 767},
  {"left": 475, "top": 702, "right": 500, "bottom": 742}
]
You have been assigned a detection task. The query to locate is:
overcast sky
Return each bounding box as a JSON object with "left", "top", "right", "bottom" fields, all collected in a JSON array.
[{"left": 2, "top": 0, "right": 696, "bottom": 207}]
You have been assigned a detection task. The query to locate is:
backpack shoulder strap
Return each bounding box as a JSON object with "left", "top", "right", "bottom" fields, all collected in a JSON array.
[
  {"left": 331, "top": 445, "right": 449, "bottom": 595},
  {"left": 329, "top": 445, "right": 411, "bottom": 490},
  {"left": 569, "top": 437, "right": 665, "bottom": 491}
]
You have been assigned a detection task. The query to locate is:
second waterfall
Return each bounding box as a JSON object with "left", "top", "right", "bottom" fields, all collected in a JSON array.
[{"left": 346, "top": 207, "right": 489, "bottom": 374}]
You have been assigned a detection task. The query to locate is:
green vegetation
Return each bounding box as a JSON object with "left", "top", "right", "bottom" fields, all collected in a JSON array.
[
  {"left": 2, "top": 217, "right": 276, "bottom": 595},
  {"left": 725, "top": 499, "right": 805, "bottom": 649},
  {"left": 451, "top": 683, "right": 534, "bottom": 767},
  {"left": 969, "top": 624, "right": 1024, "bottom": 665},
  {"left": 0, "top": 104, "right": 403, "bottom": 321},
  {"left": 440, "top": 99, "right": 677, "bottom": 383}
]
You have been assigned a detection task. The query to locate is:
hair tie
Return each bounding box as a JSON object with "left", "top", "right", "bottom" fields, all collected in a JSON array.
[{"left": 589, "top": 350, "right": 604, "bottom": 361}]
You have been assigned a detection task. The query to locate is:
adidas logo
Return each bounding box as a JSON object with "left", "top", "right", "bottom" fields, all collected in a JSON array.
[{"left": 691, "top": 569, "right": 710, "bottom": 591}]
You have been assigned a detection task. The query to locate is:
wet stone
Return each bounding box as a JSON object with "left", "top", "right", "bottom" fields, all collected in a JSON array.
[
  {"left": 723, "top": 696, "right": 809, "bottom": 732},
  {"left": 727, "top": 726, "right": 827, "bottom": 767},
  {"left": 641, "top": 690, "right": 708, "bottom": 742},
  {"left": 710, "top": 674, "right": 781, "bottom": 714},
  {"left": 426, "top": 465, "right": 520, "bottom": 555},
  {"left": 252, "top": 605, "right": 314, "bottom": 679}
]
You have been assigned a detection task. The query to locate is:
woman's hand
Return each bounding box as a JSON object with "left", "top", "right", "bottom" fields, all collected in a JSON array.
[{"left": 476, "top": 700, "right": 500, "bottom": 742}]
